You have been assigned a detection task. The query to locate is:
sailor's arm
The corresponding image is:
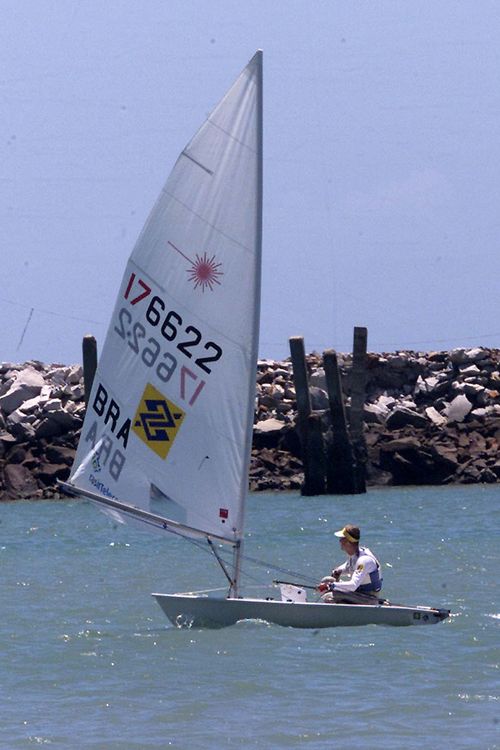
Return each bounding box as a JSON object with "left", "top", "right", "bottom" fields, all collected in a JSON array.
[
  {"left": 326, "top": 557, "right": 376, "bottom": 593},
  {"left": 321, "top": 560, "right": 347, "bottom": 583}
]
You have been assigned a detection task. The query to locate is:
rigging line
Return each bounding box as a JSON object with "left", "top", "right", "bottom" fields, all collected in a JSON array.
[
  {"left": 173, "top": 534, "right": 269, "bottom": 589},
  {"left": 170, "top": 534, "right": 317, "bottom": 590},
  {"left": 163, "top": 523, "right": 317, "bottom": 588},
  {"left": 171, "top": 539, "right": 311, "bottom": 592},
  {"left": 1, "top": 296, "right": 102, "bottom": 325},
  {"left": 237, "top": 565, "right": 274, "bottom": 588},
  {"left": 206, "top": 545, "right": 319, "bottom": 587},
  {"left": 235, "top": 551, "right": 319, "bottom": 585},
  {"left": 172, "top": 528, "right": 237, "bottom": 571},
  {"left": 16, "top": 307, "right": 34, "bottom": 351},
  {"left": 207, "top": 539, "right": 235, "bottom": 588}
]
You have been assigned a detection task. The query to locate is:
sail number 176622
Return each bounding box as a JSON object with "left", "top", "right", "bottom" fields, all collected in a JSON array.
[{"left": 123, "top": 272, "right": 223, "bottom": 375}]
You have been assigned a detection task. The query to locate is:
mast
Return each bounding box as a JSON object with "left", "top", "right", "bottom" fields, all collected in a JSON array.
[{"left": 232, "top": 49, "right": 263, "bottom": 598}]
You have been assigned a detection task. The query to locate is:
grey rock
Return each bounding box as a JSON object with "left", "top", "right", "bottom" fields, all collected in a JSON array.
[
  {"left": 310, "top": 386, "right": 329, "bottom": 411},
  {"left": 444, "top": 394, "right": 473, "bottom": 423},
  {"left": 385, "top": 407, "right": 428, "bottom": 430},
  {"left": 44, "top": 398, "right": 63, "bottom": 412},
  {"left": 363, "top": 403, "right": 387, "bottom": 424},
  {"left": 309, "top": 368, "right": 326, "bottom": 389},
  {"left": 425, "top": 406, "right": 447, "bottom": 427},
  {"left": 0, "top": 367, "right": 45, "bottom": 415},
  {"left": 254, "top": 418, "right": 286, "bottom": 433},
  {"left": 459, "top": 364, "right": 481, "bottom": 376},
  {"left": 3, "top": 463, "right": 38, "bottom": 499},
  {"left": 471, "top": 408, "right": 487, "bottom": 419}
]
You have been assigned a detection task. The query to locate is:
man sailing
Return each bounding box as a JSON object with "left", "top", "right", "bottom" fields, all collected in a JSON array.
[{"left": 317, "top": 524, "right": 383, "bottom": 604}]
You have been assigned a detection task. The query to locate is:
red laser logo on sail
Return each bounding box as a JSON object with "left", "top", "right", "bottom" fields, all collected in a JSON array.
[{"left": 168, "top": 241, "right": 223, "bottom": 292}]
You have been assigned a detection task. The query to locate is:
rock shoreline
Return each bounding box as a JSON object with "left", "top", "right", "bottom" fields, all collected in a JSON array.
[{"left": 1, "top": 347, "right": 500, "bottom": 499}]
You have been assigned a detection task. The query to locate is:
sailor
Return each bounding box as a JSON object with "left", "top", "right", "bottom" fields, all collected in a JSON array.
[{"left": 317, "top": 524, "right": 383, "bottom": 604}]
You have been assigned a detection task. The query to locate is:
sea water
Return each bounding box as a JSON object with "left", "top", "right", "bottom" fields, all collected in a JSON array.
[{"left": 1, "top": 485, "right": 498, "bottom": 749}]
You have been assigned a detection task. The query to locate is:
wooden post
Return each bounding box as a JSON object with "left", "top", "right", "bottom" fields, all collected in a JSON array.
[
  {"left": 289, "top": 337, "right": 311, "bottom": 420},
  {"left": 350, "top": 326, "right": 368, "bottom": 493},
  {"left": 82, "top": 335, "right": 98, "bottom": 408},
  {"left": 302, "top": 413, "right": 326, "bottom": 496},
  {"left": 323, "top": 349, "right": 357, "bottom": 494},
  {"left": 289, "top": 336, "right": 325, "bottom": 495}
]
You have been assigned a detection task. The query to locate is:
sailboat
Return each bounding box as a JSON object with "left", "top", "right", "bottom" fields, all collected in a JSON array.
[{"left": 61, "top": 51, "right": 449, "bottom": 628}]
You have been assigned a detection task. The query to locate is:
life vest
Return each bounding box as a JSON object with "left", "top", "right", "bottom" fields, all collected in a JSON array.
[{"left": 350, "top": 546, "right": 383, "bottom": 593}]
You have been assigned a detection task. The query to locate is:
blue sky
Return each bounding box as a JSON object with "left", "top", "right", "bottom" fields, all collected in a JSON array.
[{"left": 2, "top": 0, "right": 500, "bottom": 364}]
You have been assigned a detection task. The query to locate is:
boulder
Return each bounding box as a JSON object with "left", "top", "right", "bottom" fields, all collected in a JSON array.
[
  {"left": 0, "top": 367, "right": 45, "bottom": 415},
  {"left": 7, "top": 445, "right": 28, "bottom": 464},
  {"left": 34, "top": 417, "right": 66, "bottom": 440},
  {"left": 450, "top": 348, "right": 488, "bottom": 365},
  {"left": 385, "top": 406, "right": 428, "bottom": 430},
  {"left": 309, "top": 368, "right": 326, "bottom": 390},
  {"left": 309, "top": 387, "right": 329, "bottom": 411},
  {"left": 445, "top": 395, "right": 473, "bottom": 423},
  {"left": 461, "top": 383, "right": 486, "bottom": 398},
  {"left": 378, "top": 395, "right": 397, "bottom": 410},
  {"left": 480, "top": 467, "right": 497, "bottom": 483},
  {"left": 5, "top": 410, "right": 37, "bottom": 441},
  {"left": 459, "top": 364, "right": 481, "bottom": 376},
  {"left": 379, "top": 437, "right": 457, "bottom": 485},
  {"left": 379, "top": 436, "right": 422, "bottom": 453},
  {"left": 20, "top": 394, "right": 47, "bottom": 415},
  {"left": 36, "top": 462, "right": 71, "bottom": 486},
  {"left": 253, "top": 418, "right": 289, "bottom": 449},
  {"left": 415, "top": 375, "right": 450, "bottom": 398},
  {"left": 0, "top": 430, "right": 17, "bottom": 448},
  {"left": 2, "top": 463, "right": 38, "bottom": 499},
  {"left": 463, "top": 348, "right": 489, "bottom": 363},
  {"left": 471, "top": 408, "right": 487, "bottom": 419},
  {"left": 67, "top": 365, "right": 83, "bottom": 385},
  {"left": 429, "top": 444, "right": 459, "bottom": 472},
  {"left": 363, "top": 403, "right": 387, "bottom": 424},
  {"left": 425, "top": 406, "right": 447, "bottom": 427},
  {"left": 69, "top": 384, "right": 85, "bottom": 400},
  {"left": 44, "top": 445, "right": 75, "bottom": 465}
]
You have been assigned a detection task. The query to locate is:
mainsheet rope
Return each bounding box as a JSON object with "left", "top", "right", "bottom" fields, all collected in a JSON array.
[{"left": 167, "top": 528, "right": 318, "bottom": 588}]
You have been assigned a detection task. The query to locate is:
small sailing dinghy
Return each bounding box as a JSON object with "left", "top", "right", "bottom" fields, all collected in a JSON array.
[{"left": 61, "top": 51, "right": 449, "bottom": 629}]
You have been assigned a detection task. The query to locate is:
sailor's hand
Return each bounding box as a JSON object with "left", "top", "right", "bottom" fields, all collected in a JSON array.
[
  {"left": 321, "top": 575, "right": 334, "bottom": 583},
  {"left": 317, "top": 582, "right": 330, "bottom": 593},
  {"left": 331, "top": 569, "right": 342, "bottom": 581}
]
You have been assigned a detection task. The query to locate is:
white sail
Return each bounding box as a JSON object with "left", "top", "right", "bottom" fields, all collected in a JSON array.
[{"left": 68, "top": 52, "right": 263, "bottom": 543}]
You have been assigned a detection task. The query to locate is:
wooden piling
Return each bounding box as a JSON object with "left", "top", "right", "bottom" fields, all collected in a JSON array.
[
  {"left": 302, "top": 413, "right": 326, "bottom": 496},
  {"left": 323, "top": 349, "right": 357, "bottom": 494},
  {"left": 289, "top": 336, "right": 325, "bottom": 495},
  {"left": 350, "top": 327, "right": 368, "bottom": 493},
  {"left": 82, "top": 335, "right": 98, "bottom": 408},
  {"left": 289, "top": 337, "right": 312, "bottom": 420}
]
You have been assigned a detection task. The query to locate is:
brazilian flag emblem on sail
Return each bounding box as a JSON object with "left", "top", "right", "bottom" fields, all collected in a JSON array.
[{"left": 132, "top": 383, "right": 185, "bottom": 459}]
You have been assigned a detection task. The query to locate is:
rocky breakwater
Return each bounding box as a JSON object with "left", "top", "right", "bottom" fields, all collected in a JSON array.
[
  {"left": 0, "top": 363, "right": 84, "bottom": 500},
  {"left": 2, "top": 347, "right": 500, "bottom": 499},
  {"left": 251, "top": 347, "right": 500, "bottom": 490}
]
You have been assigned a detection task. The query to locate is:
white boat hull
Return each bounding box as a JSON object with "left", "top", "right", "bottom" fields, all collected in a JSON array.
[{"left": 152, "top": 593, "right": 449, "bottom": 628}]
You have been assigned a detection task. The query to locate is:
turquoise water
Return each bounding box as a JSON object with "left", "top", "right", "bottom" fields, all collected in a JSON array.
[{"left": 1, "top": 486, "right": 498, "bottom": 749}]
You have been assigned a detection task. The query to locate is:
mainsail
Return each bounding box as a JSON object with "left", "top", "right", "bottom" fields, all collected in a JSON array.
[{"left": 67, "top": 52, "right": 263, "bottom": 545}]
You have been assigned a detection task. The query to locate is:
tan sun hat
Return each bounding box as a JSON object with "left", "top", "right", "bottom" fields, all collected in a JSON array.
[{"left": 334, "top": 525, "right": 360, "bottom": 543}]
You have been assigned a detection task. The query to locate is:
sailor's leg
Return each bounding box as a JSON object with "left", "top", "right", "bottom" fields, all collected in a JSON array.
[{"left": 322, "top": 590, "right": 382, "bottom": 605}]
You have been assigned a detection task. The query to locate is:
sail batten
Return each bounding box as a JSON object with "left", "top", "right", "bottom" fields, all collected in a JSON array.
[
  {"left": 181, "top": 151, "right": 214, "bottom": 175},
  {"left": 67, "top": 52, "right": 263, "bottom": 548}
]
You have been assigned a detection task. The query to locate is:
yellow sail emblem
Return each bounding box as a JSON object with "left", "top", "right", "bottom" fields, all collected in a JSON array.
[{"left": 132, "top": 383, "right": 185, "bottom": 459}]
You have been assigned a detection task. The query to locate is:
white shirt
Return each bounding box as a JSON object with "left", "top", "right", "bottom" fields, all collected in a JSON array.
[{"left": 332, "top": 546, "right": 381, "bottom": 593}]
